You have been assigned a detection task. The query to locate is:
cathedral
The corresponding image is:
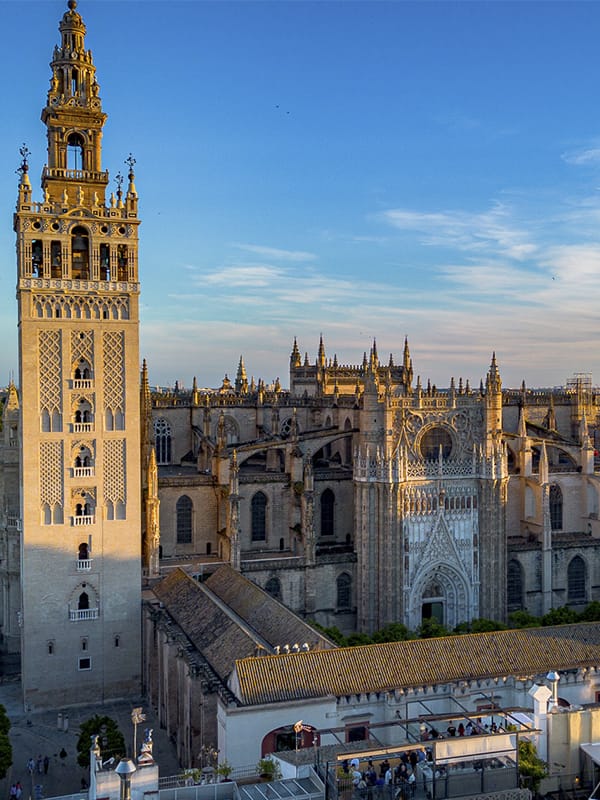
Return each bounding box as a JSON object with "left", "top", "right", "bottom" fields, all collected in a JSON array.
[
  {"left": 145, "top": 343, "right": 600, "bottom": 637},
  {"left": 2, "top": 0, "right": 600, "bottom": 711}
]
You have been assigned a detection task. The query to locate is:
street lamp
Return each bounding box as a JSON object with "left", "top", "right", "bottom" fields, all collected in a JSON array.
[
  {"left": 115, "top": 759, "right": 136, "bottom": 800},
  {"left": 131, "top": 708, "right": 146, "bottom": 760}
]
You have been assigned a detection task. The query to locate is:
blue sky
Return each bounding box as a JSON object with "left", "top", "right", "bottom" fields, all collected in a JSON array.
[{"left": 3, "top": 1, "right": 600, "bottom": 390}]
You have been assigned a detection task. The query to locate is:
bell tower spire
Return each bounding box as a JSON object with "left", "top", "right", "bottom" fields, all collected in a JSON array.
[{"left": 42, "top": 1, "right": 108, "bottom": 207}]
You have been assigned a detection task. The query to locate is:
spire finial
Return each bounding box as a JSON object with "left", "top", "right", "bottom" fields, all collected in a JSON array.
[
  {"left": 17, "top": 144, "right": 31, "bottom": 183},
  {"left": 68, "top": 0, "right": 77, "bottom": 9},
  {"left": 126, "top": 153, "right": 136, "bottom": 178}
]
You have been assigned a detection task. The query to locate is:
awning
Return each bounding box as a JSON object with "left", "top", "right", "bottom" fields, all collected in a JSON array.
[{"left": 580, "top": 743, "right": 600, "bottom": 766}]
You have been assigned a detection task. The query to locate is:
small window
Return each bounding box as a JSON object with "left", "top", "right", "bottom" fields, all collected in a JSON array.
[
  {"left": 320, "top": 489, "right": 335, "bottom": 536},
  {"left": 265, "top": 577, "right": 282, "bottom": 601},
  {"left": 251, "top": 492, "right": 267, "bottom": 541},
  {"left": 81, "top": 638, "right": 88, "bottom": 652},
  {"left": 78, "top": 657, "right": 91, "bottom": 671},
  {"left": 337, "top": 573, "right": 352, "bottom": 609},
  {"left": 114, "top": 635, "right": 120, "bottom": 648},
  {"left": 346, "top": 725, "right": 368, "bottom": 743},
  {"left": 47, "top": 641, "right": 54, "bottom": 655},
  {"left": 568, "top": 556, "right": 586, "bottom": 601},
  {"left": 176, "top": 495, "right": 193, "bottom": 544},
  {"left": 550, "top": 484, "right": 563, "bottom": 531},
  {"left": 154, "top": 418, "right": 172, "bottom": 465}
]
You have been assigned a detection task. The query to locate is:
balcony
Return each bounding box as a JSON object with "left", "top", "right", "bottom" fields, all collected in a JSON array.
[
  {"left": 73, "top": 467, "right": 94, "bottom": 478},
  {"left": 73, "top": 379, "right": 93, "bottom": 390},
  {"left": 69, "top": 608, "right": 99, "bottom": 621},
  {"left": 43, "top": 166, "right": 109, "bottom": 183},
  {"left": 73, "top": 423, "right": 93, "bottom": 433},
  {"left": 76, "top": 559, "right": 92, "bottom": 571},
  {"left": 72, "top": 515, "right": 94, "bottom": 526}
]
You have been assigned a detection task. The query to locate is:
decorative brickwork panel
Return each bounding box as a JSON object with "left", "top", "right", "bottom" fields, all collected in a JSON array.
[
  {"left": 40, "top": 441, "right": 63, "bottom": 506},
  {"left": 102, "top": 331, "right": 125, "bottom": 413},
  {"left": 71, "top": 330, "right": 94, "bottom": 370},
  {"left": 38, "top": 330, "right": 62, "bottom": 414},
  {"left": 103, "top": 439, "right": 126, "bottom": 504},
  {"left": 32, "top": 294, "right": 129, "bottom": 320}
]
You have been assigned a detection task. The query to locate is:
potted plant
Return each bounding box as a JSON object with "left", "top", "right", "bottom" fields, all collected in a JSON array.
[
  {"left": 216, "top": 761, "right": 233, "bottom": 782},
  {"left": 256, "top": 756, "right": 282, "bottom": 782}
]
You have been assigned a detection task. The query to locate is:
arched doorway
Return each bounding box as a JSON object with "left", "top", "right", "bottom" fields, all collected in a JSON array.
[
  {"left": 409, "top": 563, "right": 472, "bottom": 631},
  {"left": 421, "top": 579, "right": 444, "bottom": 625}
]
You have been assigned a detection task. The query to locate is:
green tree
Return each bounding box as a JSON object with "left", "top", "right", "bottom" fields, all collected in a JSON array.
[
  {"left": 542, "top": 606, "right": 579, "bottom": 627},
  {"left": 518, "top": 739, "right": 547, "bottom": 793},
  {"left": 76, "top": 715, "right": 126, "bottom": 768},
  {"left": 0, "top": 705, "right": 12, "bottom": 779},
  {"left": 418, "top": 617, "right": 449, "bottom": 638},
  {"left": 579, "top": 601, "right": 600, "bottom": 621},
  {"left": 508, "top": 610, "right": 541, "bottom": 628},
  {"left": 346, "top": 632, "right": 373, "bottom": 646},
  {"left": 372, "top": 623, "right": 411, "bottom": 643},
  {"left": 307, "top": 621, "right": 347, "bottom": 646},
  {"left": 471, "top": 618, "right": 508, "bottom": 633}
]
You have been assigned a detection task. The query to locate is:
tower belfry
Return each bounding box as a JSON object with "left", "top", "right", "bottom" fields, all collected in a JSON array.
[{"left": 14, "top": 0, "right": 141, "bottom": 709}]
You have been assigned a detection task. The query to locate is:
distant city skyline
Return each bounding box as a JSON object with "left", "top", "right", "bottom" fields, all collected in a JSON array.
[{"left": 2, "top": 0, "right": 600, "bottom": 390}]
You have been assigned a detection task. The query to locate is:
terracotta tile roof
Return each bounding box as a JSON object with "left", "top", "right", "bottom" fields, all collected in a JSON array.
[
  {"left": 205, "top": 564, "right": 334, "bottom": 651},
  {"left": 233, "top": 622, "right": 600, "bottom": 705}
]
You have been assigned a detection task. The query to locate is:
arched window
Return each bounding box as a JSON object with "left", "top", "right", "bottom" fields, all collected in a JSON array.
[
  {"left": 265, "top": 577, "right": 282, "bottom": 601},
  {"left": 224, "top": 417, "right": 239, "bottom": 445},
  {"left": 78, "top": 592, "right": 89, "bottom": 610},
  {"left": 117, "top": 244, "right": 128, "bottom": 281},
  {"left": 337, "top": 573, "right": 352, "bottom": 609},
  {"left": 176, "top": 495, "right": 193, "bottom": 544},
  {"left": 67, "top": 132, "right": 84, "bottom": 171},
  {"left": 154, "top": 418, "right": 172, "bottom": 465},
  {"left": 507, "top": 560, "right": 523, "bottom": 611},
  {"left": 320, "top": 489, "right": 335, "bottom": 536},
  {"left": 51, "top": 241, "right": 62, "bottom": 278},
  {"left": 550, "top": 484, "right": 563, "bottom": 531},
  {"left": 568, "top": 556, "right": 586, "bottom": 601},
  {"left": 100, "top": 243, "right": 110, "bottom": 280},
  {"left": 251, "top": 492, "right": 267, "bottom": 541},
  {"left": 71, "top": 225, "right": 90, "bottom": 279}
]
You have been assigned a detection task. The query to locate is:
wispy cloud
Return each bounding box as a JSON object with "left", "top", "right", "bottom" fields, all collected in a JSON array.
[
  {"left": 562, "top": 145, "right": 600, "bottom": 166},
  {"left": 379, "top": 203, "right": 537, "bottom": 261},
  {"left": 232, "top": 243, "right": 316, "bottom": 262},
  {"left": 201, "top": 264, "right": 284, "bottom": 287},
  {"left": 141, "top": 196, "right": 600, "bottom": 390}
]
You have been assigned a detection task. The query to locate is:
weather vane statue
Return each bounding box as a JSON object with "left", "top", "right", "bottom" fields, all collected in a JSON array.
[{"left": 17, "top": 144, "right": 30, "bottom": 178}]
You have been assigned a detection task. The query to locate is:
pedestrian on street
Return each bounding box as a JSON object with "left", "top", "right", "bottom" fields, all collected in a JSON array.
[
  {"left": 10, "top": 783, "right": 17, "bottom": 799},
  {"left": 27, "top": 758, "right": 34, "bottom": 774},
  {"left": 36, "top": 755, "right": 43, "bottom": 774},
  {"left": 15, "top": 783, "right": 22, "bottom": 800},
  {"left": 43, "top": 756, "right": 49, "bottom": 775}
]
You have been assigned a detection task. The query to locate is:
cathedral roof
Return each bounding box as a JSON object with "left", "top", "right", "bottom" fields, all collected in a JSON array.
[
  {"left": 151, "top": 566, "right": 334, "bottom": 686},
  {"left": 232, "top": 622, "right": 600, "bottom": 705},
  {"left": 152, "top": 568, "right": 259, "bottom": 683},
  {"left": 205, "top": 564, "right": 334, "bottom": 652}
]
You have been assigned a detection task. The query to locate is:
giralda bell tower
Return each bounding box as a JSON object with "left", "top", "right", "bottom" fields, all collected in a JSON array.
[{"left": 14, "top": 0, "right": 141, "bottom": 708}]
